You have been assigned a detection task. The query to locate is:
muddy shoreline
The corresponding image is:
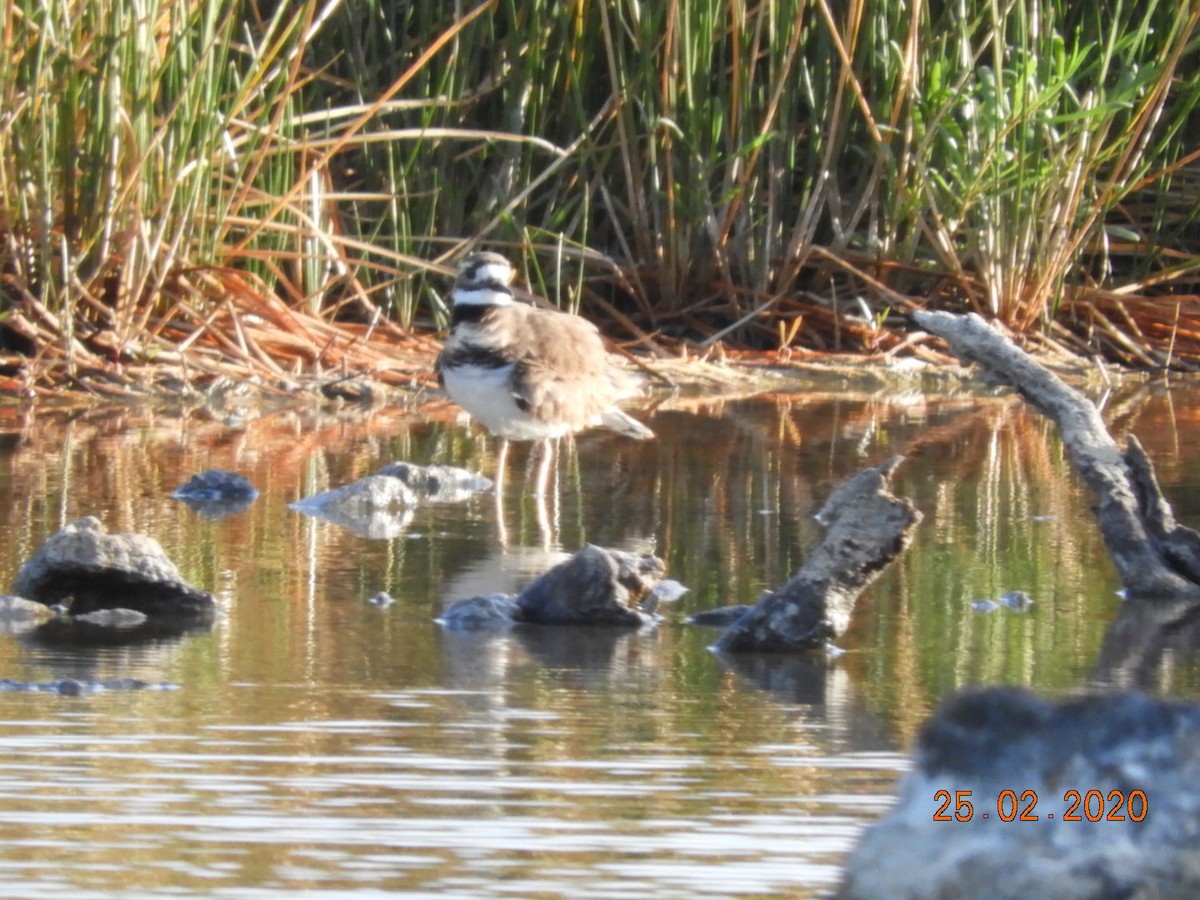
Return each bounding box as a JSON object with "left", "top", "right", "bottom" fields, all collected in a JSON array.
[{"left": 0, "top": 340, "right": 1139, "bottom": 422}]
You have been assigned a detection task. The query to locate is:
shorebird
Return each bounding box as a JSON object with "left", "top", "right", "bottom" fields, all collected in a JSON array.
[{"left": 435, "top": 251, "right": 653, "bottom": 498}]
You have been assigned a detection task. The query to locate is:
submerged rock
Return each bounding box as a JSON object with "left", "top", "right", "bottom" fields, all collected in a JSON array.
[
  {"left": 0, "top": 595, "right": 55, "bottom": 635},
  {"left": 640, "top": 578, "right": 690, "bottom": 615},
  {"left": 173, "top": 469, "right": 258, "bottom": 502},
  {"left": 291, "top": 462, "right": 491, "bottom": 537},
  {"left": 439, "top": 545, "right": 667, "bottom": 630},
  {"left": 73, "top": 608, "right": 149, "bottom": 628},
  {"left": 438, "top": 594, "right": 523, "bottom": 630},
  {"left": 294, "top": 473, "right": 419, "bottom": 513},
  {"left": 374, "top": 462, "right": 493, "bottom": 503},
  {"left": 0, "top": 678, "right": 178, "bottom": 695},
  {"left": 687, "top": 604, "right": 753, "bottom": 628},
  {"left": 999, "top": 589, "right": 1035, "bottom": 611},
  {"left": 839, "top": 686, "right": 1200, "bottom": 899},
  {"left": 0, "top": 595, "right": 55, "bottom": 623},
  {"left": 290, "top": 475, "right": 417, "bottom": 538},
  {"left": 173, "top": 469, "right": 258, "bottom": 518},
  {"left": 970, "top": 591, "right": 1035, "bottom": 614},
  {"left": 12, "top": 517, "right": 215, "bottom": 620}
]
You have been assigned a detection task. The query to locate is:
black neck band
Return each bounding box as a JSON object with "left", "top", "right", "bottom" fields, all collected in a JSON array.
[{"left": 451, "top": 304, "right": 495, "bottom": 325}]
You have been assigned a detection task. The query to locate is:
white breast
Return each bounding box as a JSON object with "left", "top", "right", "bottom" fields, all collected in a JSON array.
[{"left": 440, "top": 364, "right": 571, "bottom": 441}]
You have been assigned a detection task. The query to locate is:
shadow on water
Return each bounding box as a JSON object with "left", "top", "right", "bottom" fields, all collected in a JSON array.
[{"left": 0, "top": 380, "right": 1196, "bottom": 895}]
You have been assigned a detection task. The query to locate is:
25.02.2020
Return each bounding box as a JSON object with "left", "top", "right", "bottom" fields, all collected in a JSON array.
[{"left": 933, "top": 788, "right": 1147, "bottom": 823}]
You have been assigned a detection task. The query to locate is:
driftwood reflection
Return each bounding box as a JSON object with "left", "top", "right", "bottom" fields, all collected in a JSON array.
[
  {"left": 1094, "top": 596, "right": 1200, "bottom": 690},
  {"left": 916, "top": 311, "right": 1200, "bottom": 691},
  {"left": 714, "top": 650, "right": 833, "bottom": 706}
]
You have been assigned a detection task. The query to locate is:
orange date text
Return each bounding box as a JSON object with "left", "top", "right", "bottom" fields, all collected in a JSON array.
[{"left": 932, "top": 788, "right": 1147, "bottom": 823}]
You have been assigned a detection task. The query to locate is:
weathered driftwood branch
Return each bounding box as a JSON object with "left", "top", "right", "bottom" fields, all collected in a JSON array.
[
  {"left": 914, "top": 310, "right": 1200, "bottom": 601},
  {"left": 713, "top": 456, "right": 922, "bottom": 652}
]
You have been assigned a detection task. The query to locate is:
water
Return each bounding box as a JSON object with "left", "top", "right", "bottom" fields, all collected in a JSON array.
[{"left": 0, "top": 377, "right": 1197, "bottom": 898}]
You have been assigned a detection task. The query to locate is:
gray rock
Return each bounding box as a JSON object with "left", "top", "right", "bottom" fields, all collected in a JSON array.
[
  {"left": 0, "top": 595, "right": 56, "bottom": 636},
  {"left": 0, "top": 595, "right": 55, "bottom": 623},
  {"left": 438, "top": 545, "right": 668, "bottom": 630},
  {"left": 294, "top": 463, "right": 490, "bottom": 514},
  {"left": 515, "top": 544, "right": 665, "bottom": 627},
  {"left": 839, "top": 686, "right": 1200, "bottom": 899},
  {"left": 687, "top": 604, "right": 753, "bottom": 628},
  {"left": 73, "top": 608, "right": 149, "bottom": 628},
  {"left": 999, "top": 589, "right": 1035, "bottom": 611},
  {"left": 439, "top": 594, "right": 523, "bottom": 630},
  {"left": 291, "top": 462, "right": 492, "bottom": 537},
  {"left": 173, "top": 469, "right": 258, "bottom": 518},
  {"left": 172, "top": 469, "right": 258, "bottom": 502},
  {"left": 375, "top": 462, "right": 493, "bottom": 503},
  {"left": 0, "top": 678, "right": 178, "bottom": 695},
  {"left": 292, "top": 474, "right": 420, "bottom": 514},
  {"left": 12, "top": 517, "right": 215, "bottom": 619}
]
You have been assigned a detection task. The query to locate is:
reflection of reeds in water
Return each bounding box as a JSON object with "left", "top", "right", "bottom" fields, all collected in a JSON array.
[
  {"left": 620, "top": 388, "right": 1173, "bottom": 743},
  {"left": 850, "top": 399, "right": 1130, "bottom": 743},
  {"left": 2, "top": 386, "right": 1200, "bottom": 740}
]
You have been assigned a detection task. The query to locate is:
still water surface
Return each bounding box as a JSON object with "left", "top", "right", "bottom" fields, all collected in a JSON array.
[{"left": 0, "top": 378, "right": 1197, "bottom": 898}]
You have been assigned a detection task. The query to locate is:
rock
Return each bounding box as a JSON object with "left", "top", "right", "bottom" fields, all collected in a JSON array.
[
  {"left": 641, "top": 578, "right": 689, "bottom": 614},
  {"left": 73, "top": 608, "right": 149, "bottom": 628},
  {"left": 687, "top": 604, "right": 753, "bottom": 628},
  {"left": 173, "top": 469, "right": 258, "bottom": 502},
  {"left": 374, "top": 462, "right": 493, "bottom": 503},
  {"left": 0, "top": 595, "right": 55, "bottom": 623},
  {"left": 12, "top": 517, "right": 215, "bottom": 620},
  {"left": 0, "top": 678, "right": 177, "bottom": 694},
  {"left": 290, "top": 462, "right": 491, "bottom": 537},
  {"left": 972, "top": 591, "right": 1035, "bottom": 614},
  {"left": 438, "top": 545, "right": 668, "bottom": 630},
  {"left": 999, "top": 589, "right": 1035, "bottom": 611},
  {"left": 320, "top": 378, "right": 375, "bottom": 403},
  {"left": 293, "top": 474, "right": 420, "bottom": 514},
  {"left": 839, "top": 686, "right": 1200, "bottom": 899},
  {"left": 290, "top": 475, "right": 418, "bottom": 538},
  {"left": 515, "top": 544, "right": 665, "bottom": 627},
  {"left": 0, "top": 595, "right": 56, "bottom": 636},
  {"left": 172, "top": 469, "right": 258, "bottom": 518},
  {"left": 649, "top": 578, "right": 690, "bottom": 603},
  {"left": 438, "top": 594, "right": 523, "bottom": 630}
]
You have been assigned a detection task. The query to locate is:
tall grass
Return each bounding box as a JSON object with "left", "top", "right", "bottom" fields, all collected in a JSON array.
[
  {"left": 0, "top": 0, "right": 1197, "bottom": 375},
  {"left": 0, "top": 0, "right": 313, "bottom": 363}
]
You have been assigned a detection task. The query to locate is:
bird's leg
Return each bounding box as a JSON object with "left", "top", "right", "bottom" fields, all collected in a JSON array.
[
  {"left": 494, "top": 437, "right": 510, "bottom": 547},
  {"left": 534, "top": 438, "right": 557, "bottom": 549},
  {"left": 494, "top": 437, "right": 510, "bottom": 495},
  {"left": 533, "top": 437, "right": 554, "bottom": 499}
]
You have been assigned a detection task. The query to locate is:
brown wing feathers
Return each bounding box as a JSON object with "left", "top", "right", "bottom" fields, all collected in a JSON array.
[{"left": 507, "top": 305, "right": 619, "bottom": 430}]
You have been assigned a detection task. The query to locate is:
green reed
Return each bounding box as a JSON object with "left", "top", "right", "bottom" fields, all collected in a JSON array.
[
  {"left": 0, "top": 0, "right": 304, "bottom": 339},
  {"left": 0, "top": 0, "right": 1196, "bottom": 350}
]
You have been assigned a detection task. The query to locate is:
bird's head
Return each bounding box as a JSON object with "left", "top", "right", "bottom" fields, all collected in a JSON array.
[
  {"left": 451, "top": 251, "right": 516, "bottom": 309},
  {"left": 457, "top": 252, "right": 515, "bottom": 287}
]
